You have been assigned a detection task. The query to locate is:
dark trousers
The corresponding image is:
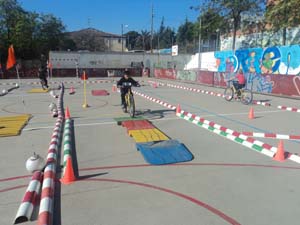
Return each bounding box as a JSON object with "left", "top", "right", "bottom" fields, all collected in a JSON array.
[
  {"left": 233, "top": 81, "right": 245, "bottom": 92},
  {"left": 40, "top": 76, "right": 48, "bottom": 88},
  {"left": 121, "top": 89, "right": 127, "bottom": 107}
]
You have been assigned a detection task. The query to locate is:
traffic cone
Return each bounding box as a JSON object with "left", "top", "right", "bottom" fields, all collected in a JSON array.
[
  {"left": 176, "top": 104, "right": 181, "bottom": 114},
  {"left": 60, "top": 157, "right": 76, "bottom": 184},
  {"left": 69, "top": 86, "right": 75, "bottom": 95},
  {"left": 273, "top": 140, "right": 286, "bottom": 162},
  {"left": 248, "top": 107, "right": 254, "bottom": 119},
  {"left": 65, "top": 107, "right": 71, "bottom": 119}
]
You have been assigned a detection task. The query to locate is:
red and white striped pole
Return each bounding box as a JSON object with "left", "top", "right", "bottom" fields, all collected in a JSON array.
[
  {"left": 13, "top": 171, "right": 43, "bottom": 224},
  {"left": 37, "top": 83, "right": 64, "bottom": 225}
]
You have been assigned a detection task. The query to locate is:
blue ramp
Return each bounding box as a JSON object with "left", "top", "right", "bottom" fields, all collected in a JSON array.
[{"left": 136, "top": 140, "right": 193, "bottom": 165}]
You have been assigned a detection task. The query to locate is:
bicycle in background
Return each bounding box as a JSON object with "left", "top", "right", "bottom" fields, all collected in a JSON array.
[{"left": 224, "top": 80, "right": 253, "bottom": 105}]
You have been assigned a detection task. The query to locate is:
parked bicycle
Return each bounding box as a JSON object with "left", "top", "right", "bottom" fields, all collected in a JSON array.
[{"left": 224, "top": 80, "right": 253, "bottom": 105}]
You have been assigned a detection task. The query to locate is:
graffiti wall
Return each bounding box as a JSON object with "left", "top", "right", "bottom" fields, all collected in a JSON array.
[
  {"left": 177, "top": 70, "right": 197, "bottom": 81},
  {"left": 154, "top": 69, "right": 176, "bottom": 80},
  {"left": 214, "top": 45, "right": 300, "bottom": 75}
]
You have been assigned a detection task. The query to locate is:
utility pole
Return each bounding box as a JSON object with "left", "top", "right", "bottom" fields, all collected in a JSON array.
[
  {"left": 150, "top": 4, "right": 154, "bottom": 53},
  {"left": 198, "top": 15, "right": 202, "bottom": 69},
  {"left": 121, "top": 24, "right": 124, "bottom": 53}
]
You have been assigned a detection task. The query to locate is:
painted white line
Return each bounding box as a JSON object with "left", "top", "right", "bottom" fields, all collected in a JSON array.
[{"left": 23, "top": 117, "right": 180, "bottom": 131}]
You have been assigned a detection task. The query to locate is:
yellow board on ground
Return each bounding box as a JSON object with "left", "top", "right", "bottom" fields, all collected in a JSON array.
[
  {"left": 128, "top": 128, "right": 169, "bottom": 143},
  {"left": 0, "top": 114, "right": 31, "bottom": 137},
  {"left": 28, "top": 88, "right": 49, "bottom": 93}
]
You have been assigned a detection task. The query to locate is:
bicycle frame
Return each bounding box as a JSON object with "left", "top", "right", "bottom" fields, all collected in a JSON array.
[
  {"left": 124, "top": 87, "right": 135, "bottom": 117},
  {"left": 224, "top": 80, "right": 253, "bottom": 105}
]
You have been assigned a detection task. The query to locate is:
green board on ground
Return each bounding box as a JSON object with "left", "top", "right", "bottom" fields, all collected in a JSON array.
[{"left": 114, "top": 116, "right": 144, "bottom": 125}]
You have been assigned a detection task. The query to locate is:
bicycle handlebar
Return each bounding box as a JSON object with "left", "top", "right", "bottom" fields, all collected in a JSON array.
[{"left": 119, "top": 82, "right": 140, "bottom": 88}]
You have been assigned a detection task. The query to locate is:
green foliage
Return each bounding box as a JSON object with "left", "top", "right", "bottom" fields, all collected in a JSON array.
[
  {"left": 125, "top": 31, "right": 140, "bottom": 50},
  {"left": 202, "top": 0, "right": 265, "bottom": 50},
  {"left": 265, "top": 0, "right": 300, "bottom": 45},
  {"left": 0, "top": 0, "right": 67, "bottom": 62},
  {"left": 153, "top": 17, "right": 176, "bottom": 50}
]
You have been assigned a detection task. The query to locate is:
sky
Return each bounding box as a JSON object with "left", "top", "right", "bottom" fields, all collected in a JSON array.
[{"left": 20, "top": 0, "right": 200, "bottom": 35}]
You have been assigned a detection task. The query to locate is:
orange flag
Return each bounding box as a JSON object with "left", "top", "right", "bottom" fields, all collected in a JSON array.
[{"left": 6, "top": 45, "right": 16, "bottom": 70}]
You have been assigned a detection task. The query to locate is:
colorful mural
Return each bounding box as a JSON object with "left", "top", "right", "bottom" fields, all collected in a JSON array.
[
  {"left": 215, "top": 45, "right": 300, "bottom": 75},
  {"left": 154, "top": 44, "right": 300, "bottom": 97},
  {"left": 176, "top": 70, "right": 196, "bottom": 81}
]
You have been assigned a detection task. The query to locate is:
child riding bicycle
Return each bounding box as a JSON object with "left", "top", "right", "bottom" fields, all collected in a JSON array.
[
  {"left": 226, "top": 68, "right": 246, "bottom": 97},
  {"left": 117, "top": 70, "right": 140, "bottom": 112}
]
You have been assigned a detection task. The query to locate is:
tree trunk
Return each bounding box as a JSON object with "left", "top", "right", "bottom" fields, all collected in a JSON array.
[
  {"left": 232, "top": 25, "right": 236, "bottom": 52},
  {"left": 282, "top": 27, "right": 286, "bottom": 46}
]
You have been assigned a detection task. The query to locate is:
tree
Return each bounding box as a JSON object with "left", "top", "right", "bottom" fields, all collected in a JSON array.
[
  {"left": 135, "top": 30, "right": 151, "bottom": 50},
  {"left": 176, "top": 18, "right": 197, "bottom": 53},
  {"left": 152, "top": 18, "right": 176, "bottom": 50},
  {"left": 125, "top": 31, "right": 140, "bottom": 50},
  {"left": 0, "top": 0, "right": 67, "bottom": 61},
  {"left": 36, "top": 14, "right": 65, "bottom": 54},
  {"left": 0, "top": 0, "right": 24, "bottom": 61},
  {"left": 59, "top": 37, "right": 77, "bottom": 51},
  {"left": 201, "top": 0, "right": 265, "bottom": 51},
  {"left": 265, "top": 0, "right": 300, "bottom": 45},
  {"left": 11, "top": 12, "right": 38, "bottom": 59}
]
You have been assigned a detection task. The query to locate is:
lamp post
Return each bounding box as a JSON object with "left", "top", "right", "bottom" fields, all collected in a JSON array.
[{"left": 198, "top": 12, "right": 202, "bottom": 69}]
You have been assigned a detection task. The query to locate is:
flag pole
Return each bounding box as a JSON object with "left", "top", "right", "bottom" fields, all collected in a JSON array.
[
  {"left": 16, "top": 64, "right": 21, "bottom": 85},
  {"left": 82, "top": 71, "right": 89, "bottom": 108}
]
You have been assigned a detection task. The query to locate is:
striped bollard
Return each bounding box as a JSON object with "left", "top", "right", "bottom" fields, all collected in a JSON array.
[{"left": 62, "top": 119, "right": 72, "bottom": 174}]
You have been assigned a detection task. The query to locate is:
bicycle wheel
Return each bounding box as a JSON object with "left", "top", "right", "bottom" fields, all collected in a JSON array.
[
  {"left": 224, "top": 87, "right": 234, "bottom": 101},
  {"left": 124, "top": 93, "right": 130, "bottom": 113},
  {"left": 241, "top": 89, "right": 253, "bottom": 105},
  {"left": 128, "top": 94, "right": 135, "bottom": 118}
]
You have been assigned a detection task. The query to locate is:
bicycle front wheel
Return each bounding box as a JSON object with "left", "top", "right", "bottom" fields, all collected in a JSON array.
[
  {"left": 241, "top": 89, "right": 253, "bottom": 105},
  {"left": 129, "top": 94, "right": 135, "bottom": 117},
  {"left": 224, "top": 87, "right": 234, "bottom": 101}
]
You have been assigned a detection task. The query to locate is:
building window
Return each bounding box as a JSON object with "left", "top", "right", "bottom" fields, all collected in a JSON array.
[{"left": 118, "top": 38, "right": 121, "bottom": 43}]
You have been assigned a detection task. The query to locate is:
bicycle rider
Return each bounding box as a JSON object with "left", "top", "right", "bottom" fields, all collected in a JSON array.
[
  {"left": 117, "top": 70, "right": 140, "bottom": 112},
  {"left": 38, "top": 53, "right": 49, "bottom": 89},
  {"left": 226, "top": 68, "right": 246, "bottom": 97}
]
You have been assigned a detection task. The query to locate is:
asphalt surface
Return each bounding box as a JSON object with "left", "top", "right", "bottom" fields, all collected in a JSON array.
[{"left": 1, "top": 77, "right": 300, "bottom": 225}]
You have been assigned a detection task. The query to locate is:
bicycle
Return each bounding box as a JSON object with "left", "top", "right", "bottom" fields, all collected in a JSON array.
[
  {"left": 121, "top": 82, "right": 139, "bottom": 117},
  {"left": 224, "top": 80, "right": 253, "bottom": 105}
]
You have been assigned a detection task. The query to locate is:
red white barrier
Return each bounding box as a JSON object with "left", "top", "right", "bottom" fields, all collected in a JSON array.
[
  {"left": 134, "top": 90, "right": 300, "bottom": 164},
  {"left": 133, "top": 90, "right": 176, "bottom": 110},
  {"left": 13, "top": 171, "right": 43, "bottom": 224},
  {"left": 241, "top": 132, "right": 300, "bottom": 140},
  {"left": 277, "top": 105, "right": 300, "bottom": 113},
  {"left": 37, "top": 83, "right": 64, "bottom": 225},
  {"left": 252, "top": 100, "right": 271, "bottom": 106}
]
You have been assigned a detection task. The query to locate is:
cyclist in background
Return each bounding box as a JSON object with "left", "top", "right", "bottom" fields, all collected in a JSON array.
[
  {"left": 227, "top": 68, "right": 246, "bottom": 97},
  {"left": 38, "top": 54, "right": 49, "bottom": 89},
  {"left": 117, "top": 70, "right": 140, "bottom": 112}
]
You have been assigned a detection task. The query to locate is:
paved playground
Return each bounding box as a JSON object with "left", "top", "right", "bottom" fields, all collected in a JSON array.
[{"left": 1, "top": 77, "right": 300, "bottom": 225}]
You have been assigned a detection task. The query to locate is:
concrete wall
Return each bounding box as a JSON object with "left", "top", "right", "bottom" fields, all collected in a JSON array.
[
  {"left": 49, "top": 51, "right": 193, "bottom": 76},
  {"left": 154, "top": 68, "right": 300, "bottom": 98}
]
